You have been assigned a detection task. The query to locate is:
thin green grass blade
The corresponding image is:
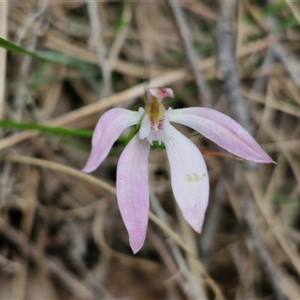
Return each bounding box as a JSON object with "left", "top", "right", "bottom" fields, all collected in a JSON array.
[
  {"left": 0, "top": 37, "right": 41, "bottom": 59},
  {"left": 0, "top": 37, "right": 97, "bottom": 71},
  {"left": 0, "top": 119, "right": 93, "bottom": 138},
  {"left": 0, "top": 119, "right": 128, "bottom": 144}
]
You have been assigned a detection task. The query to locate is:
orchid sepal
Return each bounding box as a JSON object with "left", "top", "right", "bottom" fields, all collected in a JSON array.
[
  {"left": 116, "top": 135, "right": 151, "bottom": 254},
  {"left": 82, "top": 108, "right": 140, "bottom": 173},
  {"left": 169, "top": 107, "right": 275, "bottom": 164}
]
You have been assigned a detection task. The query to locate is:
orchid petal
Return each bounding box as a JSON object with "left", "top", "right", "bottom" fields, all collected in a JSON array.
[
  {"left": 82, "top": 108, "right": 140, "bottom": 173},
  {"left": 117, "top": 135, "right": 151, "bottom": 253},
  {"left": 147, "top": 87, "right": 174, "bottom": 100},
  {"left": 169, "top": 108, "right": 274, "bottom": 163},
  {"left": 163, "top": 123, "right": 209, "bottom": 233}
]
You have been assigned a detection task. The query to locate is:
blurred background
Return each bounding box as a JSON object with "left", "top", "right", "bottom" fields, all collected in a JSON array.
[{"left": 0, "top": 1, "right": 300, "bottom": 299}]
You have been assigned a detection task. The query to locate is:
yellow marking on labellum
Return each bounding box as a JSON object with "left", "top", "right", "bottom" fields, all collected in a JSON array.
[
  {"left": 184, "top": 173, "right": 203, "bottom": 182},
  {"left": 145, "top": 96, "right": 165, "bottom": 130}
]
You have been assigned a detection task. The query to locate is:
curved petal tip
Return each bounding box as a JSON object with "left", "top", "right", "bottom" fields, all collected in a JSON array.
[
  {"left": 129, "top": 229, "right": 147, "bottom": 254},
  {"left": 184, "top": 211, "right": 205, "bottom": 233},
  {"left": 81, "top": 162, "right": 97, "bottom": 173}
]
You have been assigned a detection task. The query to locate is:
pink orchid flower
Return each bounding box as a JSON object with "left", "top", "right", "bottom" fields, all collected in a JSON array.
[{"left": 82, "top": 87, "right": 274, "bottom": 253}]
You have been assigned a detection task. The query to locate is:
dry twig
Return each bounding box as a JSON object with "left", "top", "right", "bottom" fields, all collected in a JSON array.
[
  {"left": 168, "top": 0, "right": 211, "bottom": 107},
  {"left": 216, "top": 2, "right": 286, "bottom": 299}
]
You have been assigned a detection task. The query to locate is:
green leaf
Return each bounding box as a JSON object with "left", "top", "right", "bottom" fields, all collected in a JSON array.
[
  {"left": 34, "top": 50, "right": 98, "bottom": 71},
  {"left": 0, "top": 37, "right": 98, "bottom": 71},
  {"left": 0, "top": 37, "right": 40, "bottom": 58},
  {"left": 0, "top": 119, "right": 93, "bottom": 138},
  {"left": 0, "top": 119, "right": 129, "bottom": 145},
  {"left": 125, "top": 123, "right": 140, "bottom": 145}
]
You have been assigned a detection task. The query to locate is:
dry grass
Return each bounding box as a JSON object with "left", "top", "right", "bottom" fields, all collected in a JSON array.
[{"left": 0, "top": 1, "right": 300, "bottom": 299}]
